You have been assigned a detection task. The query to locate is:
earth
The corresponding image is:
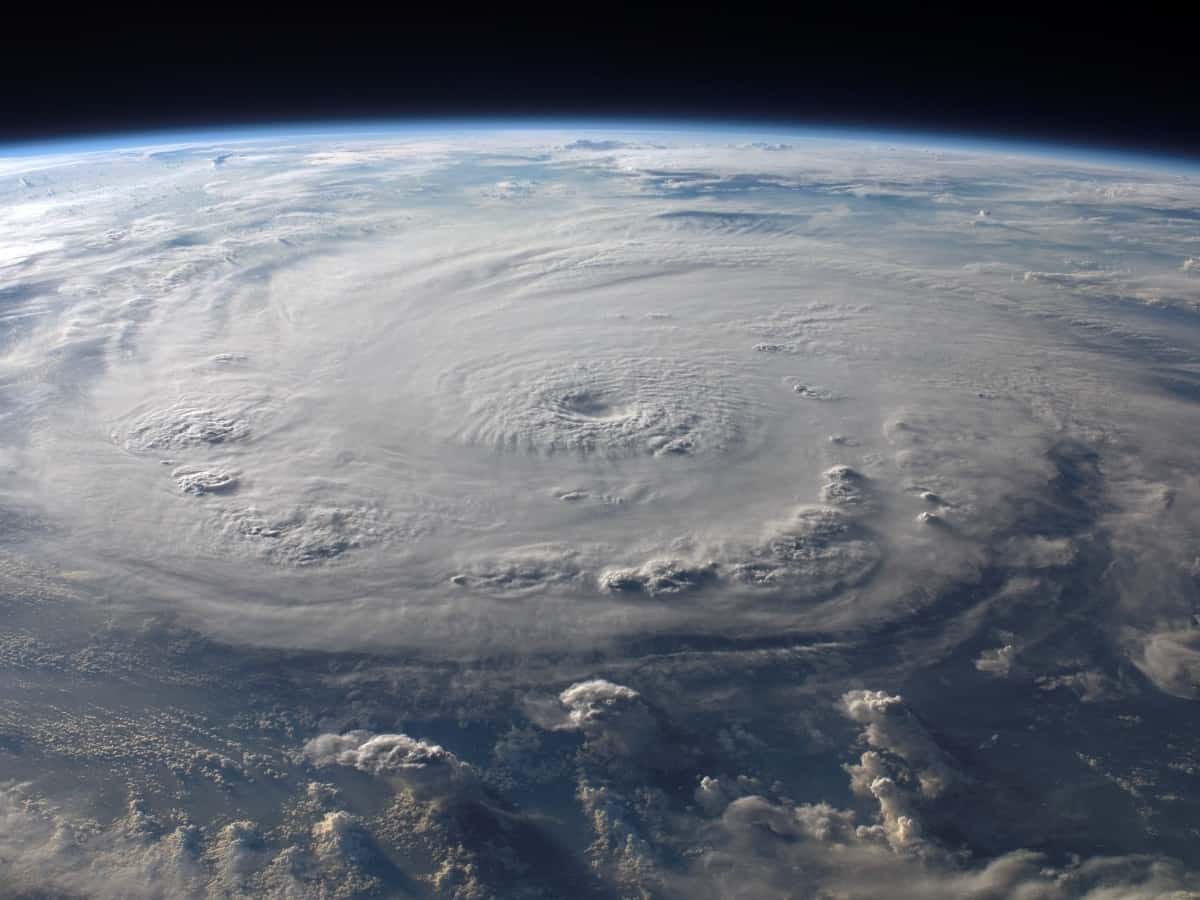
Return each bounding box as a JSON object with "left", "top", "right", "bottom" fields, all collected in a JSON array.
[{"left": 1, "top": 125, "right": 1199, "bottom": 898}]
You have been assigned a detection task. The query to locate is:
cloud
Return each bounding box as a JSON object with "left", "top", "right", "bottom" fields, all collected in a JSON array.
[
  {"left": 559, "top": 679, "right": 640, "bottom": 725},
  {"left": 303, "top": 731, "right": 474, "bottom": 797},
  {"left": 172, "top": 465, "right": 239, "bottom": 496},
  {"left": 1131, "top": 627, "right": 1200, "bottom": 699},
  {"left": 703, "top": 789, "right": 1200, "bottom": 899},
  {"left": 974, "top": 643, "right": 1016, "bottom": 677},
  {"left": 449, "top": 543, "right": 587, "bottom": 598},
  {"left": 837, "top": 689, "right": 965, "bottom": 856},
  {"left": 0, "top": 779, "right": 418, "bottom": 899},
  {"left": 563, "top": 139, "right": 630, "bottom": 151},
  {"left": 3, "top": 129, "right": 1200, "bottom": 899},
  {"left": 820, "top": 464, "right": 871, "bottom": 508},
  {"left": 720, "top": 794, "right": 857, "bottom": 841},
  {"left": 841, "top": 690, "right": 957, "bottom": 797},
  {"left": 598, "top": 557, "right": 718, "bottom": 596},
  {"left": 553, "top": 679, "right": 662, "bottom": 760},
  {"left": 116, "top": 395, "right": 259, "bottom": 454},
  {"left": 441, "top": 351, "right": 752, "bottom": 458},
  {"left": 726, "top": 507, "right": 881, "bottom": 598}
]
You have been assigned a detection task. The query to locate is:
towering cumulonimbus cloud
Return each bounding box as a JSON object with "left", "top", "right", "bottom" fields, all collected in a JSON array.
[
  {"left": 838, "top": 690, "right": 963, "bottom": 855},
  {"left": 303, "top": 731, "right": 473, "bottom": 797},
  {"left": 554, "top": 679, "right": 662, "bottom": 757},
  {"left": 840, "top": 690, "right": 957, "bottom": 797}
]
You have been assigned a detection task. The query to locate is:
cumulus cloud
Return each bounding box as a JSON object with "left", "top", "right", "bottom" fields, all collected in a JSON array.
[
  {"left": 727, "top": 506, "right": 881, "bottom": 597},
  {"left": 598, "top": 557, "right": 718, "bottom": 596},
  {"left": 0, "top": 784, "right": 346, "bottom": 899},
  {"left": 702, "top": 788, "right": 1200, "bottom": 899},
  {"left": 721, "top": 794, "right": 858, "bottom": 842},
  {"left": 1036, "top": 669, "right": 1126, "bottom": 703},
  {"left": 841, "top": 690, "right": 957, "bottom": 798},
  {"left": 975, "top": 643, "right": 1017, "bottom": 677},
  {"left": 172, "top": 465, "right": 239, "bottom": 496},
  {"left": 1131, "top": 627, "right": 1200, "bottom": 699},
  {"left": 820, "top": 464, "right": 871, "bottom": 508},
  {"left": 837, "top": 689, "right": 965, "bottom": 856},
  {"left": 551, "top": 679, "right": 663, "bottom": 761},
  {"left": 558, "top": 679, "right": 642, "bottom": 727},
  {"left": 303, "top": 731, "right": 473, "bottom": 797}
]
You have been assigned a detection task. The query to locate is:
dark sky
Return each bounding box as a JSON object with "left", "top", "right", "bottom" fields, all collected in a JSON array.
[{"left": 2, "top": 15, "right": 1196, "bottom": 159}]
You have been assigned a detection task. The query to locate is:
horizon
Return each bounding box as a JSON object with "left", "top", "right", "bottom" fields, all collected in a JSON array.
[{"left": 3, "top": 117, "right": 1197, "bottom": 172}]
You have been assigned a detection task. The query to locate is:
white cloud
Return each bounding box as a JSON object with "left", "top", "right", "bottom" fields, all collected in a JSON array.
[
  {"left": 2, "top": 128, "right": 1200, "bottom": 899},
  {"left": 975, "top": 643, "right": 1017, "bottom": 677},
  {"left": 1131, "top": 627, "right": 1200, "bottom": 699},
  {"left": 552, "top": 679, "right": 664, "bottom": 762},
  {"left": 841, "top": 690, "right": 956, "bottom": 797},
  {"left": 303, "top": 731, "right": 473, "bottom": 797}
]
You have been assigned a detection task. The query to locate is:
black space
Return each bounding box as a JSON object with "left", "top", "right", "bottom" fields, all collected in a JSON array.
[{"left": 2, "top": 15, "right": 1197, "bottom": 158}]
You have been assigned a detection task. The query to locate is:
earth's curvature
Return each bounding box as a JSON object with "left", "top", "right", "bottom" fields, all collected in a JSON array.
[{"left": 1, "top": 125, "right": 1200, "bottom": 898}]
